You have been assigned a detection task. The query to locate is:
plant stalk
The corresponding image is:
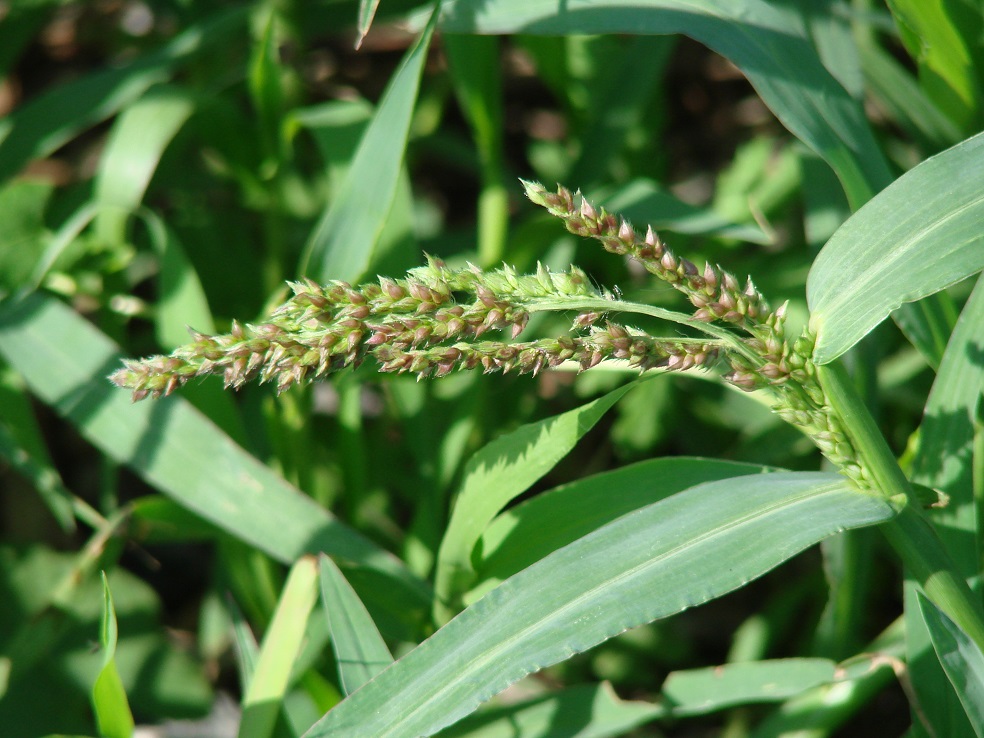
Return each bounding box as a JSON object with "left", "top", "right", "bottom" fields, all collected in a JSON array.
[{"left": 817, "top": 361, "right": 984, "bottom": 652}]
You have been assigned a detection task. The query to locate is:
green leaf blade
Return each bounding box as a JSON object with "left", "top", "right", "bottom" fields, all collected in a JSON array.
[
  {"left": 301, "top": 9, "right": 438, "bottom": 284},
  {"left": 433, "top": 381, "right": 637, "bottom": 620},
  {"left": 240, "top": 556, "right": 320, "bottom": 738},
  {"left": 917, "top": 593, "right": 984, "bottom": 737},
  {"left": 808, "top": 131, "right": 984, "bottom": 364},
  {"left": 91, "top": 573, "right": 135, "bottom": 738},
  {"left": 305, "top": 473, "right": 894, "bottom": 737},
  {"left": 320, "top": 554, "right": 394, "bottom": 695},
  {"left": 433, "top": 0, "right": 891, "bottom": 206}
]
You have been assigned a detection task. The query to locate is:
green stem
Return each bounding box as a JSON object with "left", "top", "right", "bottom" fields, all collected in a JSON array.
[
  {"left": 817, "top": 361, "right": 984, "bottom": 652},
  {"left": 525, "top": 296, "right": 761, "bottom": 365}
]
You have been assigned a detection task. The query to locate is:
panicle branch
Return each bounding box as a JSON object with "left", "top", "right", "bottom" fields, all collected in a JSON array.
[{"left": 109, "top": 258, "right": 720, "bottom": 401}]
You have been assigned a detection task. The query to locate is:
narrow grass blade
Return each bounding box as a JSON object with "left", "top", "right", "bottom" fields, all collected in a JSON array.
[
  {"left": 355, "top": 0, "right": 384, "bottom": 49},
  {"left": 0, "top": 8, "right": 246, "bottom": 183},
  {"left": 304, "top": 473, "right": 894, "bottom": 737},
  {"left": 93, "top": 85, "right": 197, "bottom": 246},
  {"left": 444, "top": 34, "right": 508, "bottom": 266},
  {"left": 856, "top": 37, "right": 963, "bottom": 151},
  {"left": 471, "top": 457, "right": 770, "bottom": 597},
  {"left": 904, "top": 275, "right": 984, "bottom": 737},
  {"left": 918, "top": 593, "right": 984, "bottom": 737},
  {"left": 432, "top": 0, "right": 891, "bottom": 206},
  {"left": 432, "top": 381, "right": 638, "bottom": 621},
  {"left": 91, "top": 573, "right": 135, "bottom": 738},
  {"left": 913, "top": 274, "right": 984, "bottom": 578},
  {"left": 320, "top": 554, "right": 394, "bottom": 695},
  {"left": 0, "top": 292, "right": 431, "bottom": 636},
  {"left": 301, "top": 7, "right": 439, "bottom": 284},
  {"left": 139, "top": 211, "right": 217, "bottom": 348},
  {"left": 808, "top": 131, "right": 984, "bottom": 364},
  {"left": 438, "top": 682, "right": 663, "bottom": 737},
  {"left": 885, "top": 0, "right": 983, "bottom": 130},
  {"left": 661, "top": 659, "right": 836, "bottom": 715},
  {"left": 240, "top": 556, "right": 320, "bottom": 738}
]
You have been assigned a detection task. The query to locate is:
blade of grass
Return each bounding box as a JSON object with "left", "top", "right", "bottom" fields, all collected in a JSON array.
[
  {"left": 904, "top": 275, "right": 984, "bottom": 737},
  {"left": 431, "top": 0, "right": 892, "bottom": 207},
  {"left": 470, "top": 457, "right": 770, "bottom": 599},
  {"left": 918, "top": 593, "right": 984, "bottom": 737},
  {"left": 91, "top": 573, "right": 135, "bottom": 738},
  {"left": 305, "top": 473, "right": 894, "bottom": 737},
  {"left": 432, "top": 380, "right": 638, "bottom": 622},
  {"left": 661, "top": 659, "right": 837, "bottom": 716},
  {"left": 856, "top": 36, "right": 963, "bottom": 152},
  {"left": 92, "top": 85, "right": 197, "bottom": 246},
  {"left": 808, "top": 131, "right": 984, "bottom": 364},
  {"left": 319, "top": 554, "right": 394, "bottom": 695},
  {"left": 300, "top": 5, "right": 439, "bottom": 284},
  {"left": 240, "top": 556, "right": 320, "bottom": 738},
  {"left": 885, "top": 0, "right": 983, "bottom": 130},
  {"left": 444, "top": 34, "right": 508, "bottom": 266}
]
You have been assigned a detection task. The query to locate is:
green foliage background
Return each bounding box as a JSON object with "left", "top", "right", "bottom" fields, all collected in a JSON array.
[{"left": 0, "top": 1, "right": 982, "bottom": 736}]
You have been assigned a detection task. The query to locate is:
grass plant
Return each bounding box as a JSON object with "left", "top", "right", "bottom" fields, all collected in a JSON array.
[{"left": 1, "top": 1, "right": 983, "bottom": 736}]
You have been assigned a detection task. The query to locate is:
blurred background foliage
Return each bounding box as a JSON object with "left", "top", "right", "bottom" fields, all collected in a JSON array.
[{"left": 0, "top": 0, "right": 979, "bottom": 735}]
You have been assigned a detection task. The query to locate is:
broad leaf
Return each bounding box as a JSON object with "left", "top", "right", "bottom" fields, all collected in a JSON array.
[
  {"left": 305, "top": 473, "right": 894, "bottom": 737},
  {"left": 808, "top": 131, "right": 984, "bottom": 364},
  {"left": 471, "top": 457, "right": 770, "bottom": 597}
]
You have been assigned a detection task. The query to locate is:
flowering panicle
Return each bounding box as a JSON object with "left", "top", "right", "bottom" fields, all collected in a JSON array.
[
  {"left": 110, "top": 257, "right": 720, "bottom": 401},
  {"left": 111, "top": 182, "right": 867, "bottom": 489}
]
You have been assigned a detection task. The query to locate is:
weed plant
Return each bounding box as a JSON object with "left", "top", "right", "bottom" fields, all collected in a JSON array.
[{"left": 0, "top": 1, "right": 983, "bottom": 737}]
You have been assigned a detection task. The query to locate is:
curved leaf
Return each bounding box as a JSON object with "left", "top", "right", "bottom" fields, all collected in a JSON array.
[
  {"left": 918, "top": 593, "right": 984, "bottom": 738},
  {"left": 300, "top": 7, "right": 438, "bottom": 283},
  {"left": 433, "top": 381, "right": 638, "bottom": 621},
  {"left": 304, "top": 473, "right": 894, "bottom": 737},
  {"left": 471, "top": 457, "right": 770, "bottom": 597},
  {"left": 320, "top": 555, "right": 394, "bottom": 695},
  {"left": 432, "top": 0, "right": 891, "bottom": 206},
  {"left": 808, "top": 131, "right": 984, "bottom": 364}
]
